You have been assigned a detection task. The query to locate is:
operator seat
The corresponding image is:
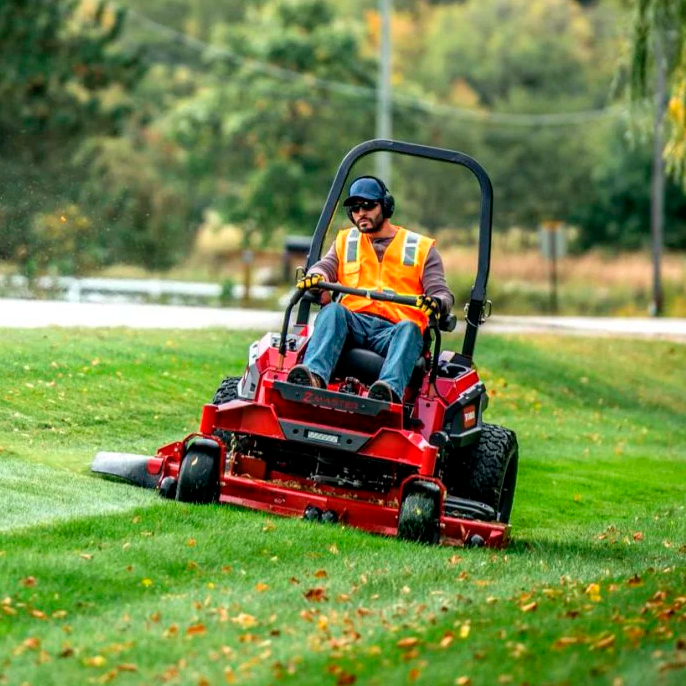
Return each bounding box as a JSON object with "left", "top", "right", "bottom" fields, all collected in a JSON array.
[
  {"left": 331, "top": 312, "right": 457, "bottom": 391},
  {"left": 333, "top": 348, "right": 426, "bottom": 388}
]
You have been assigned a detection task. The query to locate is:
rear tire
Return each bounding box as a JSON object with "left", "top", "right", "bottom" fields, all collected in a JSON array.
[
  {"left": 212, "top": 376, "right": 240, "bottom": 450},
  {"left": 465, "top": 424, "right": 518, "bottom": 523},
  {"left": 175, "top": 445, "right": 219, "bottom": 504},
  {"left": 398, "top": 493, "right": 440, "bottom": 544},
  {"left": 213, "top": 376, "right": 240, "bottom": 404}
]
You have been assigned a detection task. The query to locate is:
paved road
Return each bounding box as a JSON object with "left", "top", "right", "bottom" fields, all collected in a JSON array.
[{"left": 1, "top": 298, "right": 685, "bottom": 341}]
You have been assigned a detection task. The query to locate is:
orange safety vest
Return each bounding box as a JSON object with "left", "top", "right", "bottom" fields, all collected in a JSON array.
[{"left": 334, "top": 226, "right": 435, "bottom": 332}]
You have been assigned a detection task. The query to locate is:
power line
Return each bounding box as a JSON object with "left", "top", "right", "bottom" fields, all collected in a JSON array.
[{"left": 122, "top": 4, "right": 630, "bottom": 128}]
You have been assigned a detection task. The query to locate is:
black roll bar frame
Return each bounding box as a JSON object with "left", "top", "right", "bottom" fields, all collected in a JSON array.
[{"left": 294, "top": 139, "right": 493, "bottom": 360}]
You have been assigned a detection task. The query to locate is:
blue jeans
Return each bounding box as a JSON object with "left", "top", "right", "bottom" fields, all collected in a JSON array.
[{"left": 303, "top": 303, "right": 424, "bottom": 398}]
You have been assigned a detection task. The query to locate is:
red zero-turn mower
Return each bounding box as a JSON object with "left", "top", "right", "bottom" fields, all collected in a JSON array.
[{"left": 92, "top": 140, "right": 519, "bottom": 547}]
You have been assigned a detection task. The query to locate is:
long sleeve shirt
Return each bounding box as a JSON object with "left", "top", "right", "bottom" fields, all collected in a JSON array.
[{"left": 308, "top": 233, "right": 455, "bottom": 315}]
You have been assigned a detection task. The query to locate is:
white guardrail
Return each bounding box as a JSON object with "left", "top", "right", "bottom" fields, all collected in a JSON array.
[{"left": 0, "top": 275, "right": 275, "bottom": 303}]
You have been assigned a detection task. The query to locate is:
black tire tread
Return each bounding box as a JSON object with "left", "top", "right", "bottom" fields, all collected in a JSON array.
[
  {"left": 397, "top": 493, "right": 440, "bottom": 544},
  {"left": 466, "top": 423, "right": 518, "bottom": 522},
  {"left": 213, "top": 376, "right": 240, "bottom": 405}
]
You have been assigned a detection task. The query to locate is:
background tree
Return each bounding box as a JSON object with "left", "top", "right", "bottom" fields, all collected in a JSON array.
[
  {"left": 631, "top": 0, "right": 686, "bottom": 176},
  {"left": 0, "top": 0, "right": 144, "bottom": 263},
  {"left": 160, "top": 0, "right": 379, "bottom": 248}
]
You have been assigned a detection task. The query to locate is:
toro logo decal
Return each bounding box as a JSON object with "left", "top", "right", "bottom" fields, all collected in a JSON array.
[
  {"left": 302, "top": 390, "right": 359, "bottom": 412},
  {"left": 463, "top": 404, "right": 477, "bottom": 429}
]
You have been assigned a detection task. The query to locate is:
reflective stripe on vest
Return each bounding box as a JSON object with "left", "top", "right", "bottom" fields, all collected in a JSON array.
[
  {"left": 345, "top": 228, "right": 360, "bottom": 263},
  {"left": 402, "top": 231, "right": 420, "bottom": 267}
]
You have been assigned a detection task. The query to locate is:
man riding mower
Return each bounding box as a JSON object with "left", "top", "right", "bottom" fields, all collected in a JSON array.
[{"left": 92, "top": 139, "right": 519, "bottom": 547}]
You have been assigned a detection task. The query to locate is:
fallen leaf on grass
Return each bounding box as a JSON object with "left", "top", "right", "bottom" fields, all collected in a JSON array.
[
  {"left": 83, "top": 655, "right": 107, "bottom": 667},
  {"left": 408, "top": 667, "right": 421, "bottom": 681},
  {"left": 163, "top": 624, "right": 179, "bottom": 638},
  {"left": 255, "top": 583, "right": 270, "bottom": 592},
  {"left": 98, "top": 669, "right": 119, "bottom": 683},
  {"left": 520, "top": 602, "right": 538, "bottom": 613},
  {"left": 335, "top": 671, "right": 357, "bottom": 685},
  {"left": 118, "top": 663, "right": 138, "bottom": 672},
  {"left": 439, "top": 632, "right": 454, "bottom": 648},
  {"left": 633, "top": 532, "right": 644, "bottom": 541},
  {"left": 21, "top": 576, "right": 37, "bottom": 587},
  {"left": 314, "top": 569, "right": 328, "bottom": 579},
  {"left": 22, "top": 637, "right": 41, "bottom": 650},
  {"left": 397, "top": 637, "right": 420, "bottom": 649},
  {"left": 624, "top": 626, "right": 646, "bottom": 644},
  {"left": 591, "top": 634, "right": 616, "bottom": 650},
  {"left": 80, "top": 553, "right": 93, "bottom": 560},
  {"left": 459, "top": 623, "right": 471, "bottom": 639},
  {"left": 456, "top": 677, "right": 471, "bottom": 686},
  {"left": 304, "top": 587, "right": 327, "bottom": 602},
  {"left": 186, "top": 623, "right": 206, "bottom": 637},
  {"left": 658, "top": 657, "right": 686, "bottom": 673},
  {"left": 231, "top": 613, "right": 258, "bottom": 629},
  {"left": 553, "top": 636, "right": 581, "bottom": 649},
  {"left": 585, "top": 583, "right": 601, "bottom": 602}
]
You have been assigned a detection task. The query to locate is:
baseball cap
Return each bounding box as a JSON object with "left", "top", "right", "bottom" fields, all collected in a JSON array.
[{"left": 343, "top": 177, "right": 386, "bottom": 206}]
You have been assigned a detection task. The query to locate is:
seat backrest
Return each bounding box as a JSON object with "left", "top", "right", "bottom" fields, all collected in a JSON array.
[{"left": 334, "top": 348, "right": 426, "bottom": 388}]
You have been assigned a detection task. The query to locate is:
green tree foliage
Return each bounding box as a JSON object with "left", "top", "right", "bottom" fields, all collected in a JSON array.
[
  {"left": 161, "top": 0, "right": 377, "bottom": 246},
  {"left": 18, "top": 204, "right": 103, "bottom": 278},
  {"left": 75, "top": 133, "right": 196, "bottom": 270},
  {"left": 0, "top": 0, "right": 144, "bottom": 262},
  {"left": 3, "top": 0, "right": 685, "bottom": 276},
  {"left": 571, "top": 124, "right": 686, "bottom": 250},
  {"left": 391, "top": 0, "right": 623, "bottom": 233},
  {"left": 630, "top": 0, "right": 686, "bottom": 175}
]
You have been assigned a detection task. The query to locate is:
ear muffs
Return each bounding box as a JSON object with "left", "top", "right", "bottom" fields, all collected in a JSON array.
[{"left": 345, "top": 176, "right": 395, "bottom": 221}]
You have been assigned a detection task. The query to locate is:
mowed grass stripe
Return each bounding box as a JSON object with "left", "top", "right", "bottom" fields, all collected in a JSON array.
[
  {"left": 0, "top": 457, "right": 155, "bottom": 532},
  {"left": 1, "top": 328, "right": 685, "bottom": 685},
  {"left": 1, "top": 498, "right": 684, "bottom": 685}
]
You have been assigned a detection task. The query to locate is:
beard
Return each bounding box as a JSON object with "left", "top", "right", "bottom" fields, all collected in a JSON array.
[{"left": 356, "top": 212, "right": 384, "bottom": 233}]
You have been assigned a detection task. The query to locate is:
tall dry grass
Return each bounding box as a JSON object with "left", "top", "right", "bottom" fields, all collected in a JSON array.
[{"left": 442, "top": 248, "right": 685, "bottom": 288}]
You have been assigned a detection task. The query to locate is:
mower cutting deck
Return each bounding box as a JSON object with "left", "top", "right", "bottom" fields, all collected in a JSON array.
[{"left": 92, "top": 139, "right": 519, "bottom": 548}]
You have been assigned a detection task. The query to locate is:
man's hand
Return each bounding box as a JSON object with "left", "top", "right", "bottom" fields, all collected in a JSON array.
[
  {"left": 296, "top": 272, "right": 324, "bottom": 290},
  {"left": 415, "top": 294, "right": 440, "bottom": 317}
]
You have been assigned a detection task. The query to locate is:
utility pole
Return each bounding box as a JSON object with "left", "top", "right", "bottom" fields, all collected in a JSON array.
[
  {"left": 650, "top": 28, "right": 667, "bottom": 316},
  {"left": 376, "top": 0, "right": 392, "bottom": 185}
]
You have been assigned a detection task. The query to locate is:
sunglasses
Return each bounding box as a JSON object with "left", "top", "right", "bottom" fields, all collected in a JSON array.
[{"left": 348, "top": 199, "right": 379, "bottom": 213}]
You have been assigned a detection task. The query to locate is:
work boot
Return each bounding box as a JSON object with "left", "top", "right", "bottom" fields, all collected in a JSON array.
[
  {"left": 367, "top": 380, "right": 400, "bottom": 403},
  {"left": 287, "top": 364, "right": 325, "bottom": 388}
]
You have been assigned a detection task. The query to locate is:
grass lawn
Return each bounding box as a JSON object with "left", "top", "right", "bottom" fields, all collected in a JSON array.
[{"left": 0, "top": 328, "right": 685, "bottom": 686}]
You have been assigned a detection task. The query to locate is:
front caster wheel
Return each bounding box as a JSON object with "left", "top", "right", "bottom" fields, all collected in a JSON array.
[
  {"left": 397, "top": 493, "right": 439, "bottom": 545},
  {"left": 175, "top": 440, "right": 220, "bottom": 504}
]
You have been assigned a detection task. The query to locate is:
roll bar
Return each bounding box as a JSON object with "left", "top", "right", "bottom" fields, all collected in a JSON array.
[{"left": 294, "top": 139, "right": 493, "bottom": 360}]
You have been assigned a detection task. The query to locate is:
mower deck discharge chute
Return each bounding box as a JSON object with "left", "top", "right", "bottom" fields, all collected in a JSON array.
[{"left": 92, "top": 139, "right": 519, "bottom": 548}]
